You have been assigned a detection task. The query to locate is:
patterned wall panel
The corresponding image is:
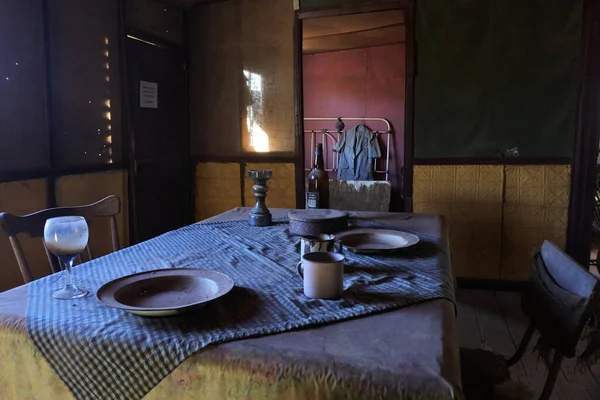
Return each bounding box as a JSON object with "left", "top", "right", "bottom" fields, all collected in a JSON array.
[
  {"left": 195, "top": 162, "right": 242, "bottom": 222},
  {"left": 414, "top": 165, "right": 503, "bottom": 279},
  {"left": 56, "top": 170, "right": 129, "bottom": 258},
  {"left": 414, "top": 164, "right": 571, "bottom": 281},
  {"left": 0, "top": 179, "right": 49, "bottom": 292},
  {"left": 244, "top": 163, "right": 296, "bottom": 209},
  {"left": 501, "top": 165, "right": 570, "bottom": 280}
]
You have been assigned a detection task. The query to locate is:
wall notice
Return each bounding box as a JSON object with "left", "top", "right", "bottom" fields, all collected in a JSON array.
[{"left": 140, "top": 81, "right": 158, "bottom": 109}]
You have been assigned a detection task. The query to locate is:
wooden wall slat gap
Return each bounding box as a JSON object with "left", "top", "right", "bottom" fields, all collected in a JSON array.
[{"left": 298, "top": 0, "right": 409, "bottom": 19}]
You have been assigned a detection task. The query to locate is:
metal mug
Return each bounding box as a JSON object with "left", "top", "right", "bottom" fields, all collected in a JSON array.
[
  {"left": 299, "top": 234, "right": 337, "bottom": 260},
  {"left": 297, "top": 252, "right": 345, "bottom": 299}
]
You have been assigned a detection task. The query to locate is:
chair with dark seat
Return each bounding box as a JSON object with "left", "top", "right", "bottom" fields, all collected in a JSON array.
[
  {"left": 0, "top": 195, "right": 121, "bottom": 284},
  {"left": 461, "top": 240, "right": 600, "bottom": 400}
]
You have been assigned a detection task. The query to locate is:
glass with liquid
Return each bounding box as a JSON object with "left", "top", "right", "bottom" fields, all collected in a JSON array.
[{"left": 43, "top": 216, "right": 89, "bottom": 299}]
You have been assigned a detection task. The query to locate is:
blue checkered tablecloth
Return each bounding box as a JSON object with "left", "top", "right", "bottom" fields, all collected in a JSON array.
[{"left": 26, "top": 218, "right": 455, "bottom": 400}]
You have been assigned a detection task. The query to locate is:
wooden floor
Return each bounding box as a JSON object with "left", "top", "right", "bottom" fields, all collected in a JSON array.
[{"left": 457, "top": 289, "right": 600, "bottom": 400}]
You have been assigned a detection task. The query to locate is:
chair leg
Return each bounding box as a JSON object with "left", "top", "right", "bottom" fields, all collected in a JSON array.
[
  {"left": 507, "top": 324, "right": 535, "bottom": 366},
  {"left": 86, "top": 245, "right": 93, "bottom": 262},
  {"left": 538, "top": 352, "right": 563, "bottom": 400},
  {"left": 44, "top": 244, "right": 61, "bottom": 274}
]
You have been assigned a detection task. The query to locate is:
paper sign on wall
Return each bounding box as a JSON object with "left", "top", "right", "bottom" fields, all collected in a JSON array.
[{"left": 140, "top": 81, "right": 158, "bottom": 109}]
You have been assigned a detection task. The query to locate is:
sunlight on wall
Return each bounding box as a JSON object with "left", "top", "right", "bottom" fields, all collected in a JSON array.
[
  {"left": 104, "top": 36, "right": 113, "bottom": 164},
  {"left": 243, "top": 70, "right": 269, "bottom": 152},
  {"left": 248, "top": 121, "right": 269, "bottom": 152}
]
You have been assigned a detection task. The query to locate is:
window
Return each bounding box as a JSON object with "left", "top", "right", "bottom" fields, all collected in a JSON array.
[
  {"left": 243, "top": 70, "right": 269, "bottom": 152},
  {"left": 48, "top": 0, "right": 122, "bottom": 168}
]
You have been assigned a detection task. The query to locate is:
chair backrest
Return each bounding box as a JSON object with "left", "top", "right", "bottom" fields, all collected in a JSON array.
[
  {"left": 329, "top": 180, "right": 391, "bottom": 212},
  {"left": 0, "top": 195, "right": 121, "bottom": 284},
  {"left": 522, "top": 240, "right": 600, "bottom": 357}
]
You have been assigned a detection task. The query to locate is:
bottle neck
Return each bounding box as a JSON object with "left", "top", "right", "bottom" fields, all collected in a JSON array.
[{"left": 314, "top": 145, "right": 324, "bottom": 169}]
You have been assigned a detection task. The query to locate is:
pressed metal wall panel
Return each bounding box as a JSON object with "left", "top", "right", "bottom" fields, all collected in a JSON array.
[
  {"left": 244, "top": 163, "right": 296, "bottom": 209},
  {"left": 501, "top": 165, "right": 570, "bottom": 280},
  {"left": 413, "top": 165, "right": 571, "bottom": 281},
  {"left": 413, "top": 165, "right": 503, "bottom": 279},
  {"left": 195, "top": 163, "right": 242, "bottom": 221}
]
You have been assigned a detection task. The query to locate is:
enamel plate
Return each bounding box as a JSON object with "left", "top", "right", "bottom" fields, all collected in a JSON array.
[
  {"left": 97, "top": 268, "right": 234, "bottom": 317},
  {"left": 336, "top": 228, "right": 419, "bottom": 254}
]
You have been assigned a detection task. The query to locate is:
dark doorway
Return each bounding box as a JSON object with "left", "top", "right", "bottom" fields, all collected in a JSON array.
[{"left": 126, "top": 37, "right": 190, "bottom": 242}]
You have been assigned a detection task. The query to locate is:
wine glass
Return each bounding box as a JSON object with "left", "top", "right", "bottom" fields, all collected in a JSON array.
[{"left": 43, "top": 216, "right": 89, "bottom": 299}]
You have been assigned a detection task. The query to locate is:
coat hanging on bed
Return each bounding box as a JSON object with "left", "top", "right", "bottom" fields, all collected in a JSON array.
[{"left": 334, "top": 124, "right": 381, "bottom": 181}]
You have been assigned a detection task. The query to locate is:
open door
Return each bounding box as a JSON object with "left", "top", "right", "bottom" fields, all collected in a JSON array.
[{"left": 295, "top": 2, "right": 415, "bottom": 212}]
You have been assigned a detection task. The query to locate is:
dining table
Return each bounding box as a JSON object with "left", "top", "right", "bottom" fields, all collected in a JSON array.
[{"left": 0, "top": 207, "right": 462, "bottom": 400}]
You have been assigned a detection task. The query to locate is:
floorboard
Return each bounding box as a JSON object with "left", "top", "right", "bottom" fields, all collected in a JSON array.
[
  {"left": 457, "top": 289, "right": 597, "bottom": 400},
  {"left": 455, "top": 290, "right": 483, "bottom": 348}
]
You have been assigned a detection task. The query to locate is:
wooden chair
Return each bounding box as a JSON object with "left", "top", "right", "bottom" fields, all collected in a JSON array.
[
  {"left": 0, "top": 195, "right": 121, "bottom": 284},
  {"left": 461, "top": 240, "right": 600, "bottom": 400},
  {"left": 505, "top": 240, "right": 600, "bottom": 400}
]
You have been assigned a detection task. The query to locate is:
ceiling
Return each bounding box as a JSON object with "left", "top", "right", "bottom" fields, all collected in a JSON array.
[
  {"left": 303, "top": 10, "right": 405, "bottom": 54},
  {"left": 166, "top": 2, "right": 405, "bottom": 54}
]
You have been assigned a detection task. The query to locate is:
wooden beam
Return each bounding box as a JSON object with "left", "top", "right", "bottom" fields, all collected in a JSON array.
[
  {"left": 302, "top": 9, "right": 404, "bottom": 39},
  {"left": 298, "top": 0, "right": 409, "bottom": 19},
  {"left": 294, "top": 15, "right": 306, "bottom": 209},
  {"left": 414, "top": 157, "right": 572, "bottom": 166},
  {"left": 303, "top": 24, "right": 405, "bottom": 54},
  {"left": 304, "top": 22, "right": 404, "bottom": 40},
  {"left": 566, "top": 0, "right": 600, "bottom": 266},
  {"left": 401, "top": 0, "right": 415, "bottom": 212}
]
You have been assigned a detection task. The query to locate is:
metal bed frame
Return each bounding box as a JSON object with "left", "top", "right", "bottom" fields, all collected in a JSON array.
[{"left": 303, "top": 117, "right": 392, "bottom": 181}]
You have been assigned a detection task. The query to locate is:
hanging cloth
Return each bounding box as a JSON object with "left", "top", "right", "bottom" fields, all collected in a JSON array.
[{"left": 333, "top": 124, "right": 381, "bottom": 181}]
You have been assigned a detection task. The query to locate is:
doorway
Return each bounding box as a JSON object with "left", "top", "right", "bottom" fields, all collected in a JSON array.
[
  {"left": 295, "top": 2, "right": 415, "bottom": 212},
  {"left": 126, "top": 37, "right": 190, "bottom": 242}
]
